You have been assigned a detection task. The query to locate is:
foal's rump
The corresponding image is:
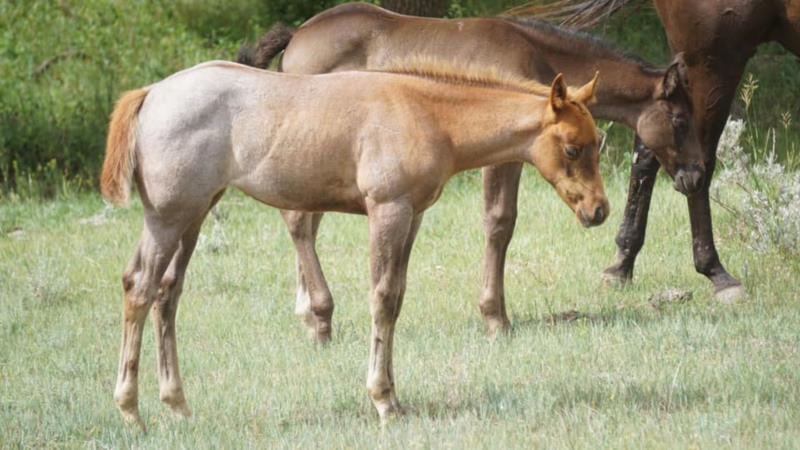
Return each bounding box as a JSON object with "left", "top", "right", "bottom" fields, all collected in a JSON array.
[
  {"left": 101, "top": 62, "right": 268, "bottom": 210},
  {"left": 101, "top": 61, "right": 385, "bottom": 214}
]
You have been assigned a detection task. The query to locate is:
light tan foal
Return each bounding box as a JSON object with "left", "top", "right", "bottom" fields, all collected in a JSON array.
[{"left": 101, "top": 60, "right": 607, "bottom": 427}]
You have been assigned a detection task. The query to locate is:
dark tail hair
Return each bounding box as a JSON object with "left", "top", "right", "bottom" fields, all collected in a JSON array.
[
  {"left": 237, "top": 23, "right": 296, "bottom": 69},
  {"left": 504, "top": 0, "right": 635, "bottom": 30}
]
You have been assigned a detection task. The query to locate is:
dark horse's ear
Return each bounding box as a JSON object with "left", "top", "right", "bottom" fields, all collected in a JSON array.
[
  {"left": 550, "top": 73, "right": 567, "bottom": 111},
  {"left": 662, "top": 52, "right": 689, "bottom": 99}
]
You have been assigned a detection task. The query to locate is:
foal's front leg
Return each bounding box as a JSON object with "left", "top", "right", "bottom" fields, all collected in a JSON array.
[
  {"left": 365, "top": 200, "right": 419, "bottom": 421},
  {"left": 479, "top": 162, "right": 524, "bottom": 337}
]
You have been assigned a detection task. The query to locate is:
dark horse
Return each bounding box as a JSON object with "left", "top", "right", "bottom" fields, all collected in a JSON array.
[
  {"left": 597, "top": 0, "right": 800, "bottom": 303},
  {"left": 238, "top": 3, "right": 705, "bottom": 340}
]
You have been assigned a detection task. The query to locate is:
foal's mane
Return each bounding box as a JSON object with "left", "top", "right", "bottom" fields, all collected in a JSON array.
[{"left": 380, "top": 56, "right": 555, "bottom": 96}]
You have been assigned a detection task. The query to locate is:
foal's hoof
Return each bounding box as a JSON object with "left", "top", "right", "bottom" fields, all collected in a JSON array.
[
  {"left": 378, "top": 404, "right": 404, "bottom": 426},
  {"left": 714, "top": 284, "right": 746, "bottom": 304},
  {"left": 119, "top": 407, "right": 146, "bottom": 431},
  {"left": 166, "top": 400, "right": 193, "bottom": 419},
  {"left": 485, "top": 318, "right": 511, "bottom": 341}
]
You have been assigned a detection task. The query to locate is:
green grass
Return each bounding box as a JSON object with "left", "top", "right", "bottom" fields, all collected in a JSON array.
[{"left": 1, "top": 170, "right": 799, "bottom": 448}]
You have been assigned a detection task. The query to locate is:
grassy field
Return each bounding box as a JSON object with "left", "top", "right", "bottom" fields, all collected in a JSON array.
[{"left": 1, "top": 169, "right": 799, "bottom": 448}]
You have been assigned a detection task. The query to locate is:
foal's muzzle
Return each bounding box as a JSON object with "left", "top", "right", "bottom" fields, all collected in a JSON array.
[
  {"left": 673, "top": 164, "right": 704, "bottom": 195},
  {"left": 578, "top": 200, "right": 609, "bottom": 228}
]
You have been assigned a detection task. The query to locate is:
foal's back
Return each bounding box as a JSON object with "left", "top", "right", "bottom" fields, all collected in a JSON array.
[{"left": 133, "top": 61, "right": 531, "bottom": 215}]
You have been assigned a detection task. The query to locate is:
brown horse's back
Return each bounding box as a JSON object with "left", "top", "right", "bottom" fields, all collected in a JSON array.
[
  {"left": 283, "top": 3, "right": 542, "bottom": 79},
  {"left": 655, "top": 0, "right": 780, "bottom": 66}
]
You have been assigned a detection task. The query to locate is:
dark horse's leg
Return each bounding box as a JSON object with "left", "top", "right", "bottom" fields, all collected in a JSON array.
[
  {"left": 602, "top": 136, "right": 660, "bottom": 285},
  {"left": 479, "top": 162, "right": 523, "bottom": 337},
  {"left": 685, "top": 68, "right": 747, "bottom": 302}
]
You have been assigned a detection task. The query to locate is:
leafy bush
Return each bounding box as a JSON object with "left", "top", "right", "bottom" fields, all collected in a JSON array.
[
  {"left": 713, "top": 79, "right": 800, "bottom": 259},
  {"left": 0, "top": 0, "right": 242, "bottom": 196},
  {"left": 0, "top": 0, "right": 797, "bottom": 199}
]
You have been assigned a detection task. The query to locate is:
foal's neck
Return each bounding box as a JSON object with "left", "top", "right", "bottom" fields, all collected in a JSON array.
[{"left": 438, "top": 92, "right": 542, "bottom": 173}]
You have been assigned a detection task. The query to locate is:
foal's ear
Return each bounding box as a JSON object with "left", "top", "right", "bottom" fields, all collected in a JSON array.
[
  {"left": 573, "top": 71, "right": 599, "bottom": 105},
  {"left": 661, "top": 52, "right": 689, "bottom": 99},
  {"left": 549, "top": 73, "right": 568, "bottom": 111}
]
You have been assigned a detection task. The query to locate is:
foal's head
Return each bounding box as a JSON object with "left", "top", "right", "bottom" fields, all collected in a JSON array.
[
  {"left": 636, "top": 53, "right": 704, "bottom": 195},
  {"left": 533, "top": 74, "right": 609, "bottom": 228}
]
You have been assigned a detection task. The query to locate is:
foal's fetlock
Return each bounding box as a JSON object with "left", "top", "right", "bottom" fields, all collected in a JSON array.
[
  {"left": 310, "top": 300, "right": 333, "bottom": 343},
  {"left": 479, "top": 300, "right": 510, "bottom": 338},
  {"left": 115, "top": 390, "right": 145, "bottom": 429}
]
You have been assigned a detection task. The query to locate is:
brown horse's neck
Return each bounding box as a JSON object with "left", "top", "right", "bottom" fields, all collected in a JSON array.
[{"left": 506, "top": 18, "right": 663, "bottom": 129}]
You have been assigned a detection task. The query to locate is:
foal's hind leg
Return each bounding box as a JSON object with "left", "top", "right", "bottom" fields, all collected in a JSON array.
[
  {"left": 152, "top": 193, "right": 223, "bottom": 418},
  {"left": 281, "top": 210, "right": 333, "bottom": 342},
  {"left": 114, "top": 221, "right": 184, "bottom": 429}
]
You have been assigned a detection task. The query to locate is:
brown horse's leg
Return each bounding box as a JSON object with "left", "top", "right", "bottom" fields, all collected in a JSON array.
[
  {"left": 281, "top": 210, "right": 332, "bottom": 342},
  {"left": 114, "top": 222, "right": 183, "bottom": 430},
  {"left": 365, "top": 200, "right": 417, "bottom": 421},
  {"left": 687, "top": 164, "right": 744, "bottom": 302},
  {"left": 688, "top": 67, "right": 748, "bottom": 302},
  {"left": 602, "top": 137, "right": 660, "bottom": 285},
  {"left": 152, "top": 191, "right": 223, "bottom": 418},
  {"left": 479, "top": 162, "right": 523, "bottom": 338}
]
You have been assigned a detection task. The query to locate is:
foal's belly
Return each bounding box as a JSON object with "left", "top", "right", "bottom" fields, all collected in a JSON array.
[{"left": 232, "top": 163, "right": 367, "bottom": 214}]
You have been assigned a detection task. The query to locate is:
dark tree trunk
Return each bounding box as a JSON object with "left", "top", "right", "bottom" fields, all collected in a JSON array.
[{"left": 381, "top": 0, "right": 450, "bottom": 17}]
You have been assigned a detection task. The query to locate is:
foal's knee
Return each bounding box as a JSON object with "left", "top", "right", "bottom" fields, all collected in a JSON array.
[
  {"left": 372, "top": 283, "right": 402, "bottom": 324},
  {"left": 484, "top": 205, "right": 517, "bottom": 245}
]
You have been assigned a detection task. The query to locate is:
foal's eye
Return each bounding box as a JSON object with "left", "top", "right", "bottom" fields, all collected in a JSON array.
[{"left": 565, "top": 146, "right": 580, "bottom": 160}]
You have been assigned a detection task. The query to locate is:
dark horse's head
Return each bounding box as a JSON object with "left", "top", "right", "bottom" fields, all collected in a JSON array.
[{"left": 637, "top": 53, "right": 704, "bottom": 194}]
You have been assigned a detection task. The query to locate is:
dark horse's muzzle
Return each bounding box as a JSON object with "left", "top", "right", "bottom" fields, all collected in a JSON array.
[{"left": 673, "top": 164, "right": 704, "bottom": 195}]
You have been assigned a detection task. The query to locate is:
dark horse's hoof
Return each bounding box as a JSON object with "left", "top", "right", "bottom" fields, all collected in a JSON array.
[
  {"left": 714, "top": 284, "right": 746, "bottom": 304},
  {"left": 601, "top": 265, "right": 632, "bottom": 287}
]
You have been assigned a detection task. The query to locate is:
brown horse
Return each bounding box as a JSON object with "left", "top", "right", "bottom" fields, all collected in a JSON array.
[
  {"left": 238, "top": 2, "right": 703, "bottom": 339},
  {"left": 563, "top": 0, "right": 800, "bottom": 302},
  {"left": 101, "top": 60, "right": 604, "bottom": 426}
]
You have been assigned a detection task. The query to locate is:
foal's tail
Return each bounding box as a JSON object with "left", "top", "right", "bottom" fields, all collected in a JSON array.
[
  {"left": 236, "top": 22, "right": 296, "bottom": 69},
  {"left": 101, "top": 88, "right": 149, "bottom": 207}
]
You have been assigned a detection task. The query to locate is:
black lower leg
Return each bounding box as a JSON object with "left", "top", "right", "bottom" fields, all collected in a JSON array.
[{"left": 603, "top": 137, "right": 660, "bottom": 283}]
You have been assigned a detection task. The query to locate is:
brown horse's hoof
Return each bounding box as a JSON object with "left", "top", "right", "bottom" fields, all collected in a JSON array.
[{"left": 714, "top": 284, "right": 746, "bottom": 304}]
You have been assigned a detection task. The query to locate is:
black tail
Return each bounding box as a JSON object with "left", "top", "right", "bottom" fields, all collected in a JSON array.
[
  {"left": 237, "top": 23, "right": 296, "bottom": 69},
  {"left": 504, "top": 0, "right": 636, "bottom": 30}
]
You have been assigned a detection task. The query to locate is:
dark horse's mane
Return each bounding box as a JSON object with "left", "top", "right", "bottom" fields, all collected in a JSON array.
[{"left": 499, "top": 16, "right": 663, "bottom": 75}]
